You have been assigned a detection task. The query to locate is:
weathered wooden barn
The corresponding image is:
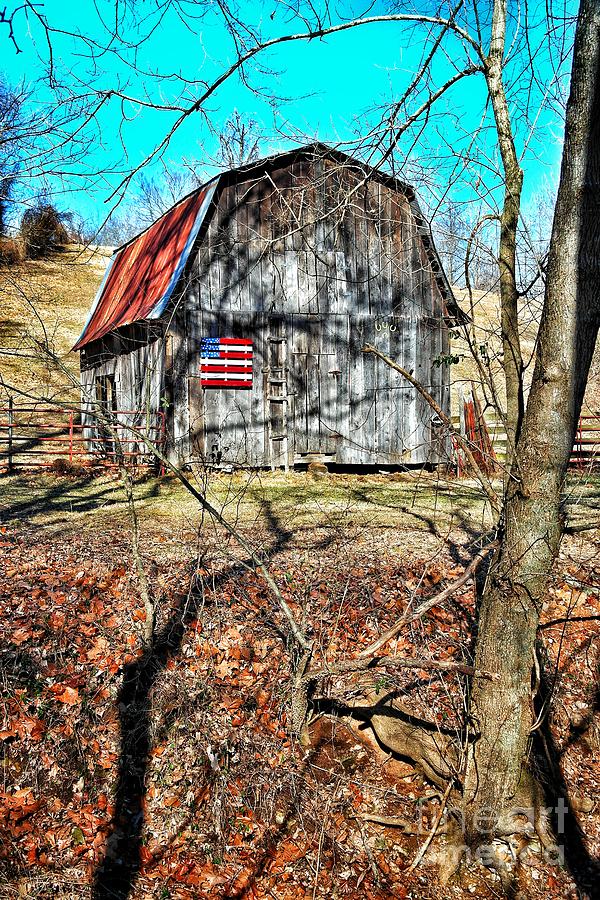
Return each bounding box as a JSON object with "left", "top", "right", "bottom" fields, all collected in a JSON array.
[{"left": 75, "top": 143, "right": 460, "bottom": 468}]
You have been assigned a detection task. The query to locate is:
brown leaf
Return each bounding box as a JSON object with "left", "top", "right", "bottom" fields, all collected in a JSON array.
[{"left": 52, "top": 685, "right": 80, "bottom": 706}]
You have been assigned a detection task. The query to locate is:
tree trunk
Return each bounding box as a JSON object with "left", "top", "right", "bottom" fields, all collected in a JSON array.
[
  {"left": 463, "top": 0, "right": 600, "bottom": 842},
  {"left": 484, "top": 0, "right": 525, "bottom": 463}
]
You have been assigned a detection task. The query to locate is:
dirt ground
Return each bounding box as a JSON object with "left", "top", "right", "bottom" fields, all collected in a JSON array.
[{"left": 0, "top": 468, "right": 599, "bottom": 899}]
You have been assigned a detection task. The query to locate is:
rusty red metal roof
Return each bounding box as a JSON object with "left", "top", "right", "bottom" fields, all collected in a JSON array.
[{"left": 74, "top": 179, "right": 218, "bottom": 350}]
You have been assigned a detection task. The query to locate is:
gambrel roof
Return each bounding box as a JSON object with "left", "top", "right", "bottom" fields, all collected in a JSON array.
[{"left": 74, "top": 143, "right": 459, "bottom": 350}]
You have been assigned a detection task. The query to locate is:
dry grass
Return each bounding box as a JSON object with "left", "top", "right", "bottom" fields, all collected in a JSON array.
[
  {"left": 0, "top": 245, "right": 110, "bottom": 405},
  {"left": 450, "top": 286, "right": 600, "bottom": 416},
  {"left": 0, "top": 468, "right": 493, "bottom": 551}
]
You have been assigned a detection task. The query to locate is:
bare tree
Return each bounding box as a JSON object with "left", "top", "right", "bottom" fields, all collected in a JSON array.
[
  {"left": 132, "top": 165, "right": 203, "bottom": 228},
  {"left": 117, "top": 112, "right": 263, "bottom": 230},
  {"left": 218, "top": 109, "right": 262, "bottom": 168},
  {"left": 462, "top": 0, "right": 600, "bottom": 843},
  {"left": 0, "top": 77, "right": 25, "bottom": 234}
]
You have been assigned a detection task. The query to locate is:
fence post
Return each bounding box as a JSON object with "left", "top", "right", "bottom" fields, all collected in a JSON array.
[
  {"left": 458, "top": 385, "right": 465, "bottom": 442},
  {"left": 159, "top": 411, "right": 166, "bottom": 477},
  {"left": 7, "top": 396, "right": 14, "bottom": 474},
  {"left": 69, "top": 411, "right": 74, "bottom": 463},
  {"left": 8, "top": 397, "right": 14, "bottom": 475}
]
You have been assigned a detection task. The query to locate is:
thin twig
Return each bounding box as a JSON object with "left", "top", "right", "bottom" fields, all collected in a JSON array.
[
  {"left": 306, "top": 653, "right": 497, "bottom": 682},
  {"left": 407, "top": 779, "right": 453, "bottom": 872},
  {"left": 360, "top": 811, "right": 450, "bottom": 834},
  {"left": 359, "top": 543, "right": 497, "bottom": 658}
]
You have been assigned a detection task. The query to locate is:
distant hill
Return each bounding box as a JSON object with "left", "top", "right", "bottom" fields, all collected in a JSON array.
[{"left": 0, "top": 246, "right": 110, "bottom": 405}]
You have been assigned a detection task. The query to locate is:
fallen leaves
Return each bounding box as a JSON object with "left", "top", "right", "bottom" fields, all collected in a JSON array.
[
  {"left": 10, "top": 627, "right": 31, "bottom": 645},
  {"left": 50, "top": 684, "right": 80, "bottom": 705},
  {"left": 0, "top": 501, "right": 598, "bottom": 900}
]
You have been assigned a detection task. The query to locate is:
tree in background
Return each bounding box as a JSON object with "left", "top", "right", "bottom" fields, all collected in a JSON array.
[
  {"left": 0, "top": 77, "right": 23, "bottom": 235},
  {"left": 218, "top": 109, "right": 262, "bottom": 169},
  {"left": 131, "top": 111, "right": 264, "bottom": 229},
  {"left": 20, "top": 202, "right": 69, "bottom": 258}
]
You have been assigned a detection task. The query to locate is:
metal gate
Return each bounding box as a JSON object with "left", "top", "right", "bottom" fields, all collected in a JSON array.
[{"left": 0, "top": 400, "right": 166, "bottom": 471}]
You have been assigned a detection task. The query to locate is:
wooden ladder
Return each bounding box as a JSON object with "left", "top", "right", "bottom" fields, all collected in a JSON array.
[{"left": 266, "top": 333, "right": 289, "bottom": 471}]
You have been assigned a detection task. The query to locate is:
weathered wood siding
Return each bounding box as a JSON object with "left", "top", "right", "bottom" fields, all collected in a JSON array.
[
  {"left": 79, "top": 324, "right": 165, "bottom": 449},
  {"left": 180, "top": 156, "right": 450, "bottom": 467}
]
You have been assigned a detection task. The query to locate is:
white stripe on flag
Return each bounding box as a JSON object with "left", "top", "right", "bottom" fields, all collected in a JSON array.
[
  {"left": 200, "top": 358, "right": 252, "bottom": 367},
  {"left": 200, "top": 371, "right": 252, "bottom": 378}
]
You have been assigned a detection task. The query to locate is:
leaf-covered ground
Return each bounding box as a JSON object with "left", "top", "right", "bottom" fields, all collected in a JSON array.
[{"left": 0, "top": 470, "right": 599, "bottom": 899}]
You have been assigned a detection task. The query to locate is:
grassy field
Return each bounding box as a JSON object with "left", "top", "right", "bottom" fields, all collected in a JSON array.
[
  {"left": 0, "top": 246, "right": 109, "bottom": 404},
  {"left": 1, "top": 466, "right": 597, "bottom": 554},
  {"left": 0, "top": 468, "right": 492, "bottom": 547}
]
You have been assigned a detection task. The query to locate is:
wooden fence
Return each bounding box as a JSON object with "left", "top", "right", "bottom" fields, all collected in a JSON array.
[
  {"left": 452, "top": 406, "right": 600, "bottom": 472},
  {"left": 571, "top": 415, "right": 600, "bottom": 467},
  {"left": 2, "top": 398, "right": 598, "bottom": 474},
  {"left": 0, "top": 400, "right": 166, "bottom": 472}
]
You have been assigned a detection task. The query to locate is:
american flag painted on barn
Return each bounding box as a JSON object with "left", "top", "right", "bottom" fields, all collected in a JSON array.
[{"left": 200, "top": 338, "right": 253, "bottom": 388}]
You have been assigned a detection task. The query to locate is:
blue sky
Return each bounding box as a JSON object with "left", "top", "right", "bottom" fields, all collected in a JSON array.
[{"left": 1, "top": 0, "right": 576, "bottom": 233}]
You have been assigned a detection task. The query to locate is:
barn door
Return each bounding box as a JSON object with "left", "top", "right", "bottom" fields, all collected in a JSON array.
[{"left": 290, "top": 315, "right": 343, "bottom": 458}]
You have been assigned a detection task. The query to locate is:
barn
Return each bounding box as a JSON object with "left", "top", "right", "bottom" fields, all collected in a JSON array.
[{"left": 74, "top": 143, "right": 460, "bottom": 469}]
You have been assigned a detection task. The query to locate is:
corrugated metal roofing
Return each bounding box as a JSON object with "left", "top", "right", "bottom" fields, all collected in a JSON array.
[{"left": 73, "top": 179, "right": 218, "bottom": 350}]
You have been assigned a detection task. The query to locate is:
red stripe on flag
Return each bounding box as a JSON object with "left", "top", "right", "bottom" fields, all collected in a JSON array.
[
  {"left": 201, "top": 379, "right": 252, "bottom": 388},
  {"left": 200, "top": 365, "right": 252, "bottom": 374}
]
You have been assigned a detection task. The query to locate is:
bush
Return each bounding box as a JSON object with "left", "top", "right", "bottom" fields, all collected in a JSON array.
[
  {"left": 48, "top": 458, "right": 90, "bottom": 478},
  {"left": 20, "top": 204, "right": 69, "bottom": 259},
  {"left": 0, "top": 237, "right": 23, "bottom": 266}
]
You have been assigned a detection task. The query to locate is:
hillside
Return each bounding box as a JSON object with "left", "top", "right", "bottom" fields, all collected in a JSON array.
[{"left": 0, "top": 246, "right": 110, "bottom": 405}]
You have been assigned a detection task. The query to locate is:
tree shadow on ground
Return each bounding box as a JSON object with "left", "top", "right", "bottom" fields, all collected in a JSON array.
[
  {"left": 90, "top": 477, "right": 498, "bottom": 899},
  {"left": 92, "top": 502, "right": 295, "bottom": 900},
  {"left": 0, "top": 472, "right": 161, "bottom": 524},
  {"left": 534, "top": 650, "right": 600, "bottom": 897},
  {"left": 347, "top": 483, "right": 484, "bottom": 562}
]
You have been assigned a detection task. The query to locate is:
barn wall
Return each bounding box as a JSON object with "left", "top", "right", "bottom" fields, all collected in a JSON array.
[
  {"left": 79, "top": 324, "right": 165, "bottom": 453},
  {"left": 179, "top": 156, "right": 451, "bottom": 467}
]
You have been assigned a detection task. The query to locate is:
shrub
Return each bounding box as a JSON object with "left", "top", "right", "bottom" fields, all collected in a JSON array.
[
  {"left": 0, "top": 237, "right": 23, "bottom": 266},
  {"left": 20, "top": 204, "right": 69, "bottom": 259},
  {"left": 48, "top": 458, "right": 89, "bottom": 478}
]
